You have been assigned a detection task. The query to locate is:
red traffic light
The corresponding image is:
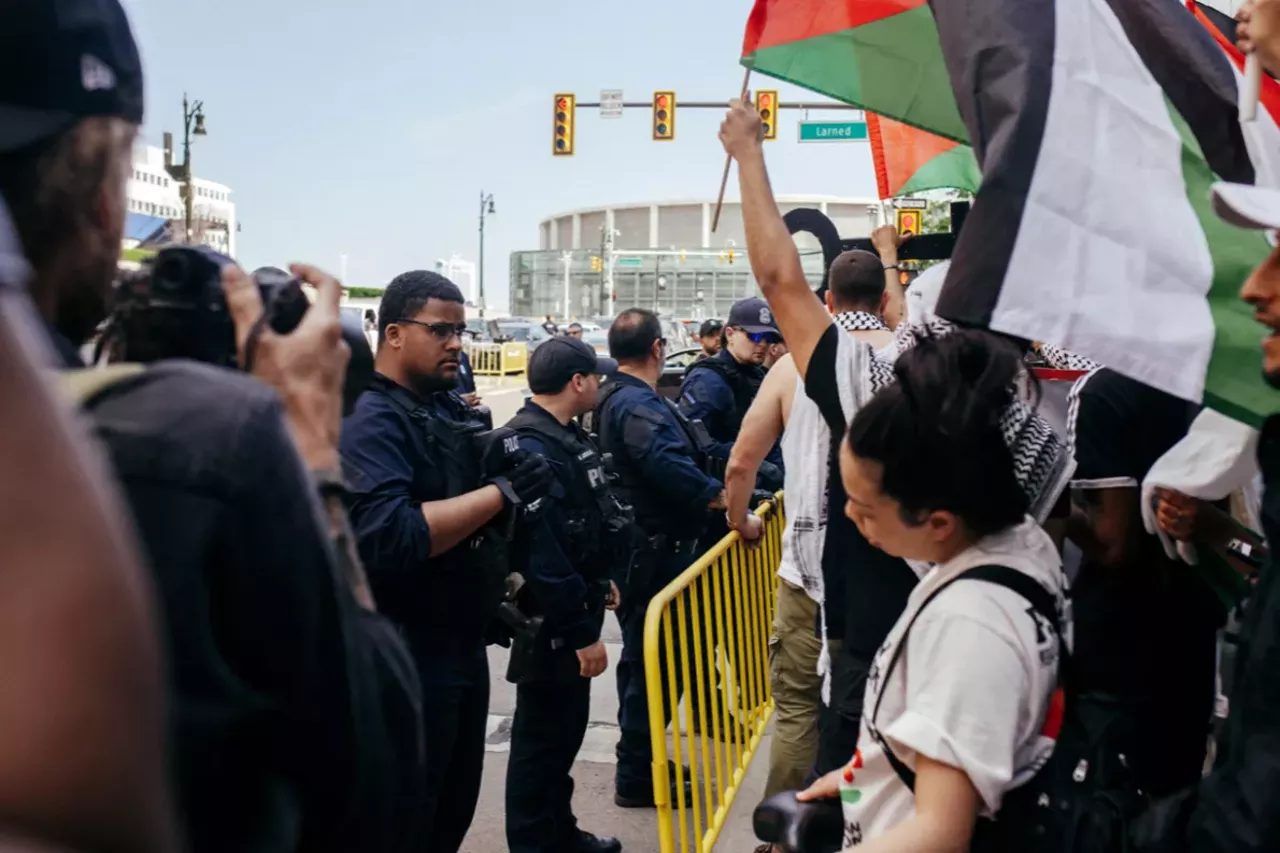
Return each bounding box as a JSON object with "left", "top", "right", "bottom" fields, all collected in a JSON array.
[
  {"left": 557, "top": 97, "right": 568, "bottom": 110},
  {"left": 758, "top": 93, "right": 772, "bottom": 107},
  {"left": 657, "top": 94, "right": 669, "bottom": 109}
]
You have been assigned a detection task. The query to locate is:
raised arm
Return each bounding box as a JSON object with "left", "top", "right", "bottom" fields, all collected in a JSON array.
[{"left": 720, "top": 98, "right": 833, "bottom": 380}]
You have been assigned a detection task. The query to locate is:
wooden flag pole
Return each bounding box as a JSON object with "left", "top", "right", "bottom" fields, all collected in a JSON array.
[
  {"left": 1242, "top": 53, "right": 1261, "bottom": 122},
  {"left": 712, "top": 68, "right": 752, "bottom": 234}
]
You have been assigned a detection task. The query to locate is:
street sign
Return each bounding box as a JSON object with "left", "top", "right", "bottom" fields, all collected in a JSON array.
[
  {"left": 616, "top": 257, "right": 643, "bottom": 267},
  {"left": 894, "top": 198, "right": 928, "bottom": 209},
  {"left": 798, "top": 120, "right": 867, "bottom": 143},
  {"left": 600, "top": 89, "right": 623, "bottom": 118}
]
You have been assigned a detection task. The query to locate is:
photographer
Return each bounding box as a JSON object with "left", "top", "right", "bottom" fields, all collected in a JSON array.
[
  {"left": 0, "top": 3, "right": 420, "bottom": 851},
  {"left": 340, "top": 270, "right": 552, "bottom": 853}
]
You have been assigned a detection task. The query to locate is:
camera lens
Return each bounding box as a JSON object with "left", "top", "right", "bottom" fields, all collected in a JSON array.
[{"left": 151, "top": 252, "right": 191, "bottom": 295}]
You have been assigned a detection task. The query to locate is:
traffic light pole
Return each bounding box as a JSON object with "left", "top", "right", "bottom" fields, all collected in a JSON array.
[{"left": 572, "top": 100, "right": 862, "bottom": 109}]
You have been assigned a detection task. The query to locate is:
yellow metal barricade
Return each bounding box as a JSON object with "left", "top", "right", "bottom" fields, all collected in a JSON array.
[
  {"left": 464, "top": 341, "right": 529, "bottom": 376},
  {"left": 644, "top": 496, "right": 785, "bottom": 853},
  {"left": 499, "top": 341, "right": 529, "bottom": 375}
]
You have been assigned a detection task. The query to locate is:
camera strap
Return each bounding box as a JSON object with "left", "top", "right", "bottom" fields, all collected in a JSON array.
[{"left": 242, "top": 314, "right": 272, "bottom": 374}]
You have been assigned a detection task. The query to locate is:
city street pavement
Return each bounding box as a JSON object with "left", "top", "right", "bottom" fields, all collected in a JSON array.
[
  {"left": 463, "top": 377, "right": 771, "bottom": 853},
  {"left": 461, "top": 611, "right": 771, "bottom": 853}
]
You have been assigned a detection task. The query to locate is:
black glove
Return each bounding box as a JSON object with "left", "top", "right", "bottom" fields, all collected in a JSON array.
[{"left": 489, "top": 451, "right": 552, "bottom": 507}]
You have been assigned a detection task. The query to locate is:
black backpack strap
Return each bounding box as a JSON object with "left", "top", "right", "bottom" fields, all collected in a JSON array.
[
  {"left": 868, "top": 564, "right": 1063, "bottom": 793},
  {"left": 371, "top": 375, "right": 431, "bottom": 420}
]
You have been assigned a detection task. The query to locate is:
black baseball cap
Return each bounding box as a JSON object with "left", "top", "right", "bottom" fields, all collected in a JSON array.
[
  {"left": 727, "top": 297, "right": 780, "bottom": 337},
  {"left": 699, "top": 318, "right": 724, "bottom": 338},
  {"left": 527, "top": 337, "right": 618, "bottom": 394},
  {"left": 0, "top": 0, "right": 144, "bottom": 154}
]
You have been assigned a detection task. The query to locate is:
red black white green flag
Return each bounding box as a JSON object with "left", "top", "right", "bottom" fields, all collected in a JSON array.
[{"left": 741, "top": 0, "right": 1280, "bottom": 426}]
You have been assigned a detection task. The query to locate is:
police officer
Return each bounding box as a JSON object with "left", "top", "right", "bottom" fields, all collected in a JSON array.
[
  {"left": 340, "top": 271, "right": 552, "bottom": 853},
  {"left": 503, "top": 337, "right": 627, "bottom": 853},
  {"left": 592, "top": 308, "right": 725, "bottom": 808},
  {"left": 678, "top": 297, "right": 783, "bottom": 487}
]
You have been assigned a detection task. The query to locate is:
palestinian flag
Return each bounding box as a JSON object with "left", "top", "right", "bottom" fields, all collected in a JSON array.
[
  {"left": 740, "top": 0, "right": 1280, "bottom": 426},
  {"left": 741, "top": 0, "right": 966, "bottom": 141},
  {"left": 1189, "top": 0, "right": 1280, "bottom": 121},
  {"left": 927, "top": 0, "right": 1280, "bottom": 427},
  {"left": 865, "top": 112, "right": 981, "bottom": 198}
]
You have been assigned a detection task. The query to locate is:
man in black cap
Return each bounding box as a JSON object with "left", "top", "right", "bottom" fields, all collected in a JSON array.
[
  {"left": 503, "top": 337, "right": 628, "bottom": 853},
  {"left": 695, "top": 318, "right": 724, "bottom": 363},
  {"left": 0, "top": 4, "right": 423, "bottom": 852},
  {"left": 0, "top": 0, "right": 143, "bottom": 366}
]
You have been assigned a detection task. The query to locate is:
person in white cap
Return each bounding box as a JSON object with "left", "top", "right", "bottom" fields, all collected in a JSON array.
[{"left": 1130, "top": 180, "right": 1280, "bottom": 850}]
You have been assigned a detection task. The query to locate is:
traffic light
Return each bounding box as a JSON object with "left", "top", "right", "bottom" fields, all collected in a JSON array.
[
  {"left": 590, "top": 256, "right": 602, "bottom": 272},
  {"left": 896, "top": 208, "right": 921, "bottom": 237},
  {"left": 652, "top": 91, "right": 675, "bottom": 141},
  {"left": 756, "top": 90, "right": 778, "bottom": 140},
  {"left": 553, "top": 93, "right": 575, "bottom": 156}
]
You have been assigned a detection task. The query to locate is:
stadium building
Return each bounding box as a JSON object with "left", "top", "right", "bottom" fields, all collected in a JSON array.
[{"left": 509, "top": 196, "right": 879, "bottom": 321}]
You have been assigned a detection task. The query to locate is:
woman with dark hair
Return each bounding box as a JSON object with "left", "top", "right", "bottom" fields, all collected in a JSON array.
[{"left": 798, "top": 329, "right": 1066, "bottom": 851}]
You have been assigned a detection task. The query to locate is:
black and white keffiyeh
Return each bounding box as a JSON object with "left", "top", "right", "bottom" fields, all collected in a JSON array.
[
  {"left": 835, "top": 311, "right": 889, "bottom": 333},
  {"left": 864, "top": 315, "right": 1074, "bottom": 523},
  {"left": 1038, "top": 342, "right": 1102, "bottom": 372}
]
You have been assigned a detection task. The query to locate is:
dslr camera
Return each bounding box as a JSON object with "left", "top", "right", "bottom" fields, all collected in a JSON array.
[{"left": 103, "top": 245, "right": 374, "bottom": 413}]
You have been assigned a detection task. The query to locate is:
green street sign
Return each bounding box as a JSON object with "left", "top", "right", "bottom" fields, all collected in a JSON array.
[
  {"left": 616, "top": 257, "right": 644, "bottom": 267},
  {"left": 798, "top": 120, "right": 868, "bottom": 143}
]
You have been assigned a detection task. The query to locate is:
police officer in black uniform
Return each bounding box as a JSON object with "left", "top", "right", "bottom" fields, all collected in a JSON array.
[
  {"left": 591, "top": 308, "right": 726, "bottom": 808},
  {"left": 678, "top": 297, "right": 784, "bottom": 486},
  {"left": 503, "top": 337, "right": 628, "bottom": 853},
  {"left": 340, "top": 271, "right": 552, "bottom": 853}
]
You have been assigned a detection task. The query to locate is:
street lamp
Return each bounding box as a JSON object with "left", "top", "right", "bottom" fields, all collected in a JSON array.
[
  {"left": 478, "top": 192, "right": 495, "bottom": 317},
  {"left": 164, "top": 94, "right": 207, "bottom": 244}
]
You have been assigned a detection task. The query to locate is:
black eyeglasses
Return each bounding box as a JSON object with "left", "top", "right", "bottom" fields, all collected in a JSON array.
[{"left": 396, "top": 319, "right": 469, "bottom": 341}]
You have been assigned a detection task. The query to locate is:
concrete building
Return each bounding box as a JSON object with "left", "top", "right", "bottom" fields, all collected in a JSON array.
[
  {"left": 510, "top": 195, "right": 879, "bottom": 320},
  {"left": 125, "top": 142, "right": 237, "bottom": 258}
]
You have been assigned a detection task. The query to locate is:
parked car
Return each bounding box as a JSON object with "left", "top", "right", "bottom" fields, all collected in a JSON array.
[
  {"left": 494, "top": 321, "right": 552, "bottom": 351},
  {"left": 584, "top": 329, "right": 610, "bottom": 356},
  {"left": 657, "top": 347, "right": 702, "bottom": 400}
]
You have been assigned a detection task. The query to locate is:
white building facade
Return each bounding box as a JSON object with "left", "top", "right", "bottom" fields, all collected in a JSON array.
[
  {"left": 511, "top": 195, "right": 880, "bottom": 320},
  {"left": 435, "top": 254, "right": 478, "bottom": 305},
  {"left": 126, "top": 142, "right": 237, "bottom": 257}
]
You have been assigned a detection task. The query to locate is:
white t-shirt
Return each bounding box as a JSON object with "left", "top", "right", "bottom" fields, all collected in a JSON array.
[{"left": 839, "top": 518, "right": 1068, "bottom": 846}]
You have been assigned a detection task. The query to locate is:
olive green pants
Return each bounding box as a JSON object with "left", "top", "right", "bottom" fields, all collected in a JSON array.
[{"left": 764, "top": 578, "right": 824, "bottom": 797}]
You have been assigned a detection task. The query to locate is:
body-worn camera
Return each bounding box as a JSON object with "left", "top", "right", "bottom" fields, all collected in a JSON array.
[{"left": 104, "top": 245, "right": 374, "bottom": 414}]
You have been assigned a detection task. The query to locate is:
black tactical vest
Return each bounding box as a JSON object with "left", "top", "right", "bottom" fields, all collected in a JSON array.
[
  {"left": 507, "top": 405, "right": 629, "bottom": 571},
  {"left": 682, "top": 354, "right": 764, "bottom": 437},
  {"left": 370, "top": 376, "right": 510, "bottom": 616},
  {"left": 591, "top": 379, "right": 710, "bottom": 536}
]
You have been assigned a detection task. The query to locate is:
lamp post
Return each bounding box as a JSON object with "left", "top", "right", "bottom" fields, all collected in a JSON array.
[
  {"left": 167, "top": 94, "right": 207, "bottom": 245},
  {"left": 560, "top": 251, "right": 573, "bottom": 321},
  {"left": 478, "top": 192, "right": 495, "bottom": 317}
]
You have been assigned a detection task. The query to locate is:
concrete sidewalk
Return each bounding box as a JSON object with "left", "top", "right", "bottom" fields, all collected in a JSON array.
[{"left": 460, "top": 612, "right": 772, "bottom": 853}]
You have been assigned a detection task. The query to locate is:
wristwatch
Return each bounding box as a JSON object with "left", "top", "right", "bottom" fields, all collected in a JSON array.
[{"left": 883, "top": 263, "right": 899, "bottom": 271}]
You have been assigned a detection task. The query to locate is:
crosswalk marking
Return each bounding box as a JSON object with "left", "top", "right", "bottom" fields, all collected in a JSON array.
[{"left": 485, "top": 715, "right": 620, "bottom": 765}]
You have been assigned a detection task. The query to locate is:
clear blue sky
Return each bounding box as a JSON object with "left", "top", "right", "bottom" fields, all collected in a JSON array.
[{"left": 121, "top": 0, "right": 879, "bottom": 309}]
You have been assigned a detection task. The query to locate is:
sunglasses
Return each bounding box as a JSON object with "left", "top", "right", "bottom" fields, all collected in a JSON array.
[
  {"left": 396, "top": 319, "right": 469, "bottom": 341},
  {"left": 743, "top": 329, "right": 781, "bottom": 345}
]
